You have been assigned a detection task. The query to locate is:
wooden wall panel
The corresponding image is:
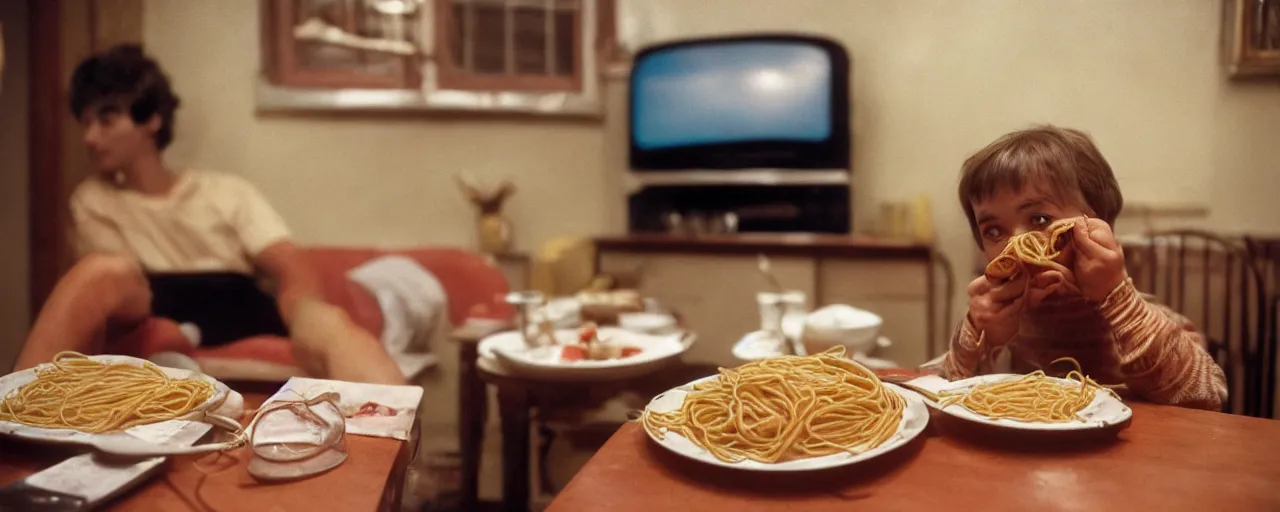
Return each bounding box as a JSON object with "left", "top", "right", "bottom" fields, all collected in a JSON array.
[{"left": 27, "top": 0, "right": 144, "bottom": 318}]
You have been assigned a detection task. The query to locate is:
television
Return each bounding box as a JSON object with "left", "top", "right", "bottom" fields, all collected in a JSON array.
[{"left": 629, "top": 35, "right": 851, "bottom": 171}]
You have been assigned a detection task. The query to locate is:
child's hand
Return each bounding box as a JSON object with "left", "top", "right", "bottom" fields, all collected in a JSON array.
[
  {"left": 966, "top": 274, "right": 1026, "bottom": 346},
  {"left": 1027, "top": 269, "right": 1078, "bottom": 307},
  {"left": 1070, "top": 218, "right": 1128, "bottom": 302}
]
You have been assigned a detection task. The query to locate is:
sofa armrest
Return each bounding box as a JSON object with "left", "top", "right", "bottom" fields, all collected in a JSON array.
[{"left": 449, "top": 319, "right": 513, "bottom": 345}]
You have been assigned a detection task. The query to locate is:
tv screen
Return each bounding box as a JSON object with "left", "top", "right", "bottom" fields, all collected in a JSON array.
[{"left": 629, "top": 35, "right": 850, "bottom": 171}]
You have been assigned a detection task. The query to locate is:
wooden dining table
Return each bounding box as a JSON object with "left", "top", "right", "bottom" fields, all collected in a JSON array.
[
  {"left": 547, "top": 401, "right": 1280, "bottom": 511},
  {"left": 0, "top": 390, "right": 416, "bottom": 511}
]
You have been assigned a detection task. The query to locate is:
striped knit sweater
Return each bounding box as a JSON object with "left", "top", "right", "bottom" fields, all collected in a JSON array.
[{"left": 924, "top": 279, "right": 1228, "bottom": 411}]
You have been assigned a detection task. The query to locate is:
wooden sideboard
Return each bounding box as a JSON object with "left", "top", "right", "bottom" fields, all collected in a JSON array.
[{"left": 593, "top": 234, "right": 952, "bottom": 367}]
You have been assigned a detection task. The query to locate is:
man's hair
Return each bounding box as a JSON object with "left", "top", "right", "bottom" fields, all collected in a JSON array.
[
  {"left": 958, "top": 125, "right": 1123, "bottom": 245},
  {"left": 69, "top": 44, "right": 180, "bottom": 150}
]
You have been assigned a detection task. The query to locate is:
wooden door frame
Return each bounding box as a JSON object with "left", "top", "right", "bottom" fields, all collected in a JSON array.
[
  {"left": 27, "top": 0, "right": 143, "bottom": 317},
  {"left": 28, "top": 0, "right": 67, "bottom": 316}
]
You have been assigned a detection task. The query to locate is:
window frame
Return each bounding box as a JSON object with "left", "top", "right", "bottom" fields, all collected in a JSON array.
[
  {"left": 257, "top": 0, "right": 620, "bottom": 117},
  {"left": 432, "top": 0, "right": 585, "bottom": 92},
  {"left": 261, "top": 0, "right": 423, "bottom": 90}
]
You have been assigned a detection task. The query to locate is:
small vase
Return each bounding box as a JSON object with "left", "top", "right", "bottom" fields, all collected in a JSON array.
[{"left": 478, "top": 214, "right": 512, "bottom": 254}]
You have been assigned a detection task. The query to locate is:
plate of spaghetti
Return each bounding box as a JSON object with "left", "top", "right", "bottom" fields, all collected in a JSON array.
[
  {"left": 0, "top": 352, "right": 238, "bottom": 450},
  {"left": 914, "top": 365, "right": 1132, "bottom": 431},
  {"left": 639, "top": 347, "right": 929, "bottom": 471}
]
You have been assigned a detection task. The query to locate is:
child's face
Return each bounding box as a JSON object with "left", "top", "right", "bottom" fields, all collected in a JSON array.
[{"left": 971, "top": 186, "right": 1090, "bottom": 261}]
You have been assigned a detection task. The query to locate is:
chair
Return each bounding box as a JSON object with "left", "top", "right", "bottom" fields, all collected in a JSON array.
[
  {"left": 1125, "top": 230, "right": 1269, "bottom": 417},
  {"left": 926, "top": 248, "right": 957, "bottom": 362},
  {"left": 1244, "top": 236, "right": 1280, "bottom": 419}
]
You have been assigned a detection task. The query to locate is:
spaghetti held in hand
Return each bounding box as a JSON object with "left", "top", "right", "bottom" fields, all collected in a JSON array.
[
  {"left": 937, "top": 358, "right": 1119, "bottom": 423},
  {"left": 0, "top": 352, "right": 216, "bottom": 433},
  {"left": 984, "top": 218, "right": 1080, "bottom": 282},
  {"left": 641, "top": 347, "right": 905, "bottom": 464}
]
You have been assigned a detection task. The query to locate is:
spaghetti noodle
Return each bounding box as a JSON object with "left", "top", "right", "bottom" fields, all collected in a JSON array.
[
  {"left": 641, "top": 347, "right": 905, "bottom": 463},
  {"left": 984, "top": 218, "right": 1079, "bottom": 281},
  {"left": 0, "top": 352, "right": 216, "bottom": 433},
  {"left": 937, "top": 358, "right": 1118, "bottom": 423}
]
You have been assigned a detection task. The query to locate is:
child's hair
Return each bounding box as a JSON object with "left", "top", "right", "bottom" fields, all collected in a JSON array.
[
  {"left": 69, "top": 44, "right": 181, "bottom": 150},
  {"left": 958, "top": 125, "right": 1123, "bottom": 245}
]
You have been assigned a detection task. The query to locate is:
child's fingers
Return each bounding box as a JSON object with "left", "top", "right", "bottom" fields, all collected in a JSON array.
[
  {"left": 1030, "top": 270, "right": 1062, "bottom": 289},
  {"left": 967, "top": 275, "right": 994, "bottom": 297},
  {"left": 1071, "top": 219, "right": 1109, "bottom": 259},
  {"left": 988, "top": 274, "right": 1028, "bottom": 302},
  {"left": 991, "top": 296, "right": 1025, "bottom": 320},
  {"left": 1083, "top": 218, "right": 1121, "bottom": 250},
  {"left": 1026, "top": 282, "right": 1062, "bottom": 308}
]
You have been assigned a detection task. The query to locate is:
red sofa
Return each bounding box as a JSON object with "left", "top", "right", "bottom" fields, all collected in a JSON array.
[{"left": 109, "top": 247, "right": 514, "bottom": 382}]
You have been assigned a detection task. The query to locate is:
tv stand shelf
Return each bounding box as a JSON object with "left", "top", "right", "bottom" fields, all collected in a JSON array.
[
  {"left": 592, "top": 234, "right": 950, "bottom": 368},
  {"left": 595, "top": 233, "right": 930, "bottom": 259}
]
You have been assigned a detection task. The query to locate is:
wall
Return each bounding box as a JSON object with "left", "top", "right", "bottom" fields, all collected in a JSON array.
[
  {"left": 0, "top": 2, "right": 30, "bottom": 371},
  {"left": 144, "top": 1, "right": 614, "bottom": 253},
  {"left": 614, "top": 0, "right": 1280, "bottom": 333},
  {"left": 143, "top": 0, "right": 1280, "bottom": 359}
]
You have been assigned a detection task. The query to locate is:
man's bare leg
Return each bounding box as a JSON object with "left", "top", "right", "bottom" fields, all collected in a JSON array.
[
  {"left": 13, "top": 254, "right": 152, "bottom": 371},
  {"left": 288, "top": 298, "right": 407, "bottom": 385}
]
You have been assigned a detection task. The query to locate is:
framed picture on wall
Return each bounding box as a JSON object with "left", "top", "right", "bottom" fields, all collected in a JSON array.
[{"left": 1223, "top": 0, "right": 1280, "bottom": 78}]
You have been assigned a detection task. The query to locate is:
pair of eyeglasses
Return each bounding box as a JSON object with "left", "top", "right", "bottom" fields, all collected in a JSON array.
[{"left": 245, "top": 391, "right": 348, "bottom": 482}]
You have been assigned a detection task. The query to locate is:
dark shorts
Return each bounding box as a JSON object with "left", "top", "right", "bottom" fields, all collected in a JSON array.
[{"left": 146, "top": 272, "right": 289, "bottom": 347}]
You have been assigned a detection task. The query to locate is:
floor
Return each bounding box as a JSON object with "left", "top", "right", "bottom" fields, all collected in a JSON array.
[{"left": 399, "top": 393, "right": 644, "bottom": 512}]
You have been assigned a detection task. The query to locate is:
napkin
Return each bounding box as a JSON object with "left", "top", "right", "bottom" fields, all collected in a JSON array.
[{"left": 254, "top": 377, "right": 424, "bottom": 441}]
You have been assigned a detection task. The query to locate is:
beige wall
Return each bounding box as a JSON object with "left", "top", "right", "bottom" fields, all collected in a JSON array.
[
  {"left": 144, "top": 0, "right": 1279, "bottom": 351},
  {"left": 144, "top": 1, "right": 614, "bottom": 253},
  {"left": 0, "top": 3, "right": 31, "bottom": 371},
  {"left": 615, "top": 0, "right": 1280, "bottom": 312}
]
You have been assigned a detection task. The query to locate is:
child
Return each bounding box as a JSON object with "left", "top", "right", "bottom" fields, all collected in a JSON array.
[
  {"left": 925, "top": 125, "right": 1227, "bottom": 411},
  {"left": 13, "top": 44, "right": 404, "bottom": 385}
]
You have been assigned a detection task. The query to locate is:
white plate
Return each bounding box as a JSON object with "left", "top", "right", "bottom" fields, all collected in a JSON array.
[
  {"left": 905, "top": 374, "right": 1133, "bottom": 431},
  {"left": 617, "top": 312, "right": 678, "bottom": 334},
  {"left": 0, "top": 354, "right": 234, "bottom": 451},
  {"left": 730, "top": 330, "right": 788, "bottom": 361},
  {"left": 480, "top": 327, "right": 694, "bottom": 382},
  {"left": 642, "top": 375, "right": 930, "bottom": 471}
]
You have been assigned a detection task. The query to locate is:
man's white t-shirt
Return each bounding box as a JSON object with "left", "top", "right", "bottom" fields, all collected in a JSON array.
[{"left": 69, "top": 170, "right": 292, "bottom": 274}]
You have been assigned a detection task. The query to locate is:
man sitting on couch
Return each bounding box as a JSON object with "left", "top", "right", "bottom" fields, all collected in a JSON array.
[{"left": 13, "top": 44, "right": 404, "bottom": 385}]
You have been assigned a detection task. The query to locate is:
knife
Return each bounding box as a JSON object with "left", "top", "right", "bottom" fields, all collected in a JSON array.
[{"left": 0, "top": 481, "right": 88, "bottom": 512}]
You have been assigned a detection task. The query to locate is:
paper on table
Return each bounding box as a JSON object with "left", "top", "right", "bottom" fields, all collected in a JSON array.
[
  {"left": 903, "top": 375, "right": 953, "bottom": 394},
  {"left": 123, "top": 389, "right": 243, "bottom": 446},
  {"left": 255, "top": 377, "right": 423, "bottom": 441},
  {"left": 125, "top": 420, "right": 210, "bottom": 446},
  {"left": 25, "top": 454, "right": 167, "bottom": 505},
  {"left": 20, "top": 390, "right": 245, "bottom": 504}
]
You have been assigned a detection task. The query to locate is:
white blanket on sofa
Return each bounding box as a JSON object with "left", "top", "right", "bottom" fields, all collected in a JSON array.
[{"left": 346, "top": 255, "right": 447, "bottom": 379}]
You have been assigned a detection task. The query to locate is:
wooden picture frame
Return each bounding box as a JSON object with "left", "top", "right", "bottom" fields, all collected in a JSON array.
[{"left": 1224, "top": 0, "right": 1280, "bottom": 78}]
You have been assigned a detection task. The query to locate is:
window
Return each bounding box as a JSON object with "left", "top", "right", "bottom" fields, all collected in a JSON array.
[
  {"left": 262, "top": 0, "right": 425, "bottom": 89},
  {"left": 259, "top": 0, "right": 620, "bottom": 114},
  {"left": 437, "top": 0, "right": 586, "bottom": 91}
]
